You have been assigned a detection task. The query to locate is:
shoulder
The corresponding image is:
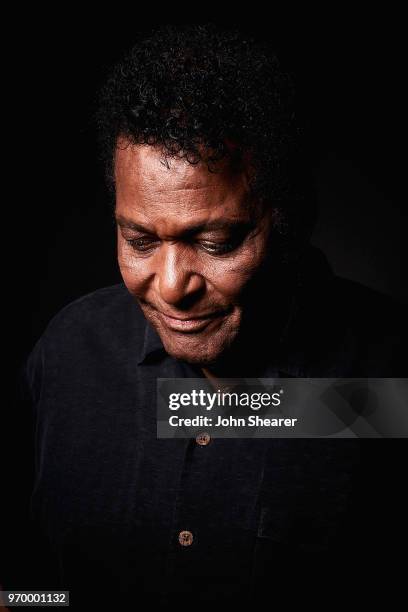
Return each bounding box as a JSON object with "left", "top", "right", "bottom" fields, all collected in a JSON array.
[
  {"left": 332, "top": 276, "right": 406, "bottom": 331},
  {"left": 303, "top": 246, "right": 405, "bottom": 327},
  {"left": 28, "top": 283, "right": 146, "bottom": 372},
  {"left": 44, "top": 282, "right": 143, "bottom": 336},
  {"left": 334, "top": 274, "right": 404, "bottom": 308},
  {"left": 45, "top": 283, "right": 134, "bottom": 332},
  {"left": 331, "top": 276, "right": 407, "bottom": 375},
  {"left": 22, "top": 284, "right": 147, "bottom": 404},
  {"left": 291, "top": 248, "right": 407, "bottom": 375}
]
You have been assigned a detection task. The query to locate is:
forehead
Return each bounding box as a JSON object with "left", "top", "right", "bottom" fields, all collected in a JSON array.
[{"left": 114, "top": 141, "right": 253, "bottom": 222}]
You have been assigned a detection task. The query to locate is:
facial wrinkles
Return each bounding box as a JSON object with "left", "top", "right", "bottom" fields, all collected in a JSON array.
[
  {"left": 118, "top": 180, "right": 258, "bottom": 283},
  {"left": 118, "top": 208, "right": 270, "bottom": 298},
  {"left": 115, "top": 142, "right": 274, "bottom": 365},
  {"left": 119, "top": 233, "right": 270, "bottom": 320}
]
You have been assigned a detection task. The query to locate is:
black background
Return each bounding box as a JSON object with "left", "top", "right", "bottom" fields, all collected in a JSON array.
[
  {"left": 9, "top": 13, "right": 407, "bottom": 362},
  {"left": 3, "top": 12, "right": 407, "bottom": 597}
]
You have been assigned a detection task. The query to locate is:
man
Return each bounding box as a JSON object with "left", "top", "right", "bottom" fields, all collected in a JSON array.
[{"left": 3, "top": 25, "right": 406, "bottom": 608}]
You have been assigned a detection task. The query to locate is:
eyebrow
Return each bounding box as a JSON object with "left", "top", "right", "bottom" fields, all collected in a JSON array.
[{"left": 115, "top": 215, "right": 254, "bottom": 236}]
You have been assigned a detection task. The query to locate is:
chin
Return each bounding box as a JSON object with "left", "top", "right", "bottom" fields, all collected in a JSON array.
[
  {"left": 141, "top": 303, "right": 242, "bottom": 367},
  {"left": 159, "top": 332, "right": 233, "bottom": 366}
]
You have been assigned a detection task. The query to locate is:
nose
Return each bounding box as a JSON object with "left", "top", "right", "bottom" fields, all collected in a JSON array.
[{"left": 155, "top": 242, "right": 205, "bottom": 306}]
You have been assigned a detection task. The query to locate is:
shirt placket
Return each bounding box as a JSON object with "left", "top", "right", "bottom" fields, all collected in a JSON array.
[{"left": 160, "top": 431, "right": 269, "bottom": 604}]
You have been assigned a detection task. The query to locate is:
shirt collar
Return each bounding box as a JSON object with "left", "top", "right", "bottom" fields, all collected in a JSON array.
[{"left": 137, "top": 318, "right": 166, "bottom": 365}]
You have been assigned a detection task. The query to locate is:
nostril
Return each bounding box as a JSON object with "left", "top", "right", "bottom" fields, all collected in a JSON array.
[
  {"left": 157, "top": 269, "right": 206, "bottom": 307},
  {"left": 185, "top": 273, "right": 206, "bottom": 295},
  {"left": 173, "top": 287, "right": 207, "bottom": 310}
]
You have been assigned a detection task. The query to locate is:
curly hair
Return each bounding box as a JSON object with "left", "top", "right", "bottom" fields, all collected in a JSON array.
[{"left": 97, "top": 24, "right": 316, "bottom": 244}]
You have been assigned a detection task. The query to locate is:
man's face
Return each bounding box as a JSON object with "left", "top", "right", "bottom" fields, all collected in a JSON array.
[{"left": 115, "top": 141, "right": 274, "bottom": 366}]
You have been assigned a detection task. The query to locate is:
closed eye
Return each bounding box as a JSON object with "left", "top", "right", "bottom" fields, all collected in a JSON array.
[
  {"left": 198, "top": 240, "right": 238, "bottom": 255},
  {"left": 124, "top": 233, "right": 245, "bottom": 256},
  {"left": 125, "top": 236, "right": 160, "bottom": 252}
]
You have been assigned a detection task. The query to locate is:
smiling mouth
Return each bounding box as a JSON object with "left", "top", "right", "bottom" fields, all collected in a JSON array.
[{"left": 157, "top": 310, "right": 228, "bottom": 333}]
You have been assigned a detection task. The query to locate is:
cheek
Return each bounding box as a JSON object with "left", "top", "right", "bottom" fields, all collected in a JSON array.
[
  {"left": 208, "top": 245, "right": 269, "bottom": 300},
  {"left": 117, "top": 242, "right": 151, "bottom": 293}
]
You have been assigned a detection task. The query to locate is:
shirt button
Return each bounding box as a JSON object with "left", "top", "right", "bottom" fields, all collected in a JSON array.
[
  {"left": 195, "top": 432, "right": 211, "bottom": 446},
  {"left": 178, "top": 530, "right": 194, "bottom": 547}
]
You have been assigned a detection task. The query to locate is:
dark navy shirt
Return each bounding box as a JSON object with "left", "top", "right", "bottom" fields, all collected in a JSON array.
[{"left": 3, "top": 247, "right": 407, "bottom": 608}]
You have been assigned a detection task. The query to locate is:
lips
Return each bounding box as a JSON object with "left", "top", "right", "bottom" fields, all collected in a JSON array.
[{"left": 158, "top": 310, "right": 226, "bottom": 333}]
